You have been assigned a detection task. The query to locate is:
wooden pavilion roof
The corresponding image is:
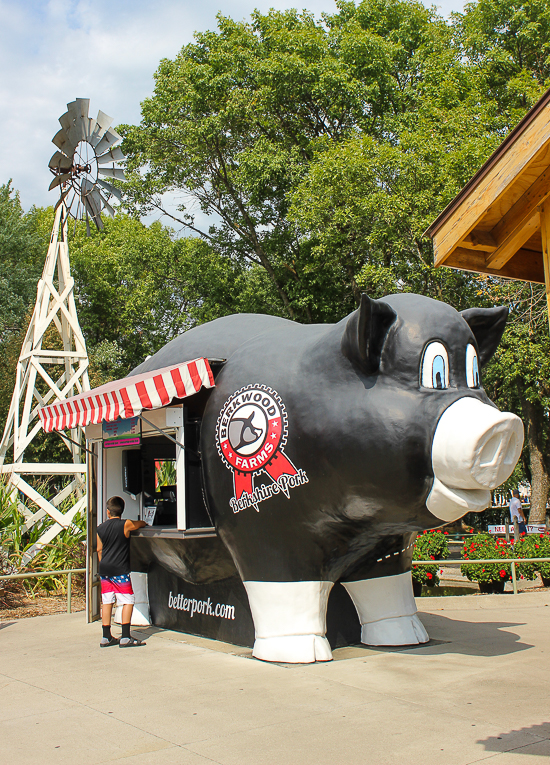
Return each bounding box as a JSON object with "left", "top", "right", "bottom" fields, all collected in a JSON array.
[{"left": 425, "top": 88, "right": 550, "bottom": 284}]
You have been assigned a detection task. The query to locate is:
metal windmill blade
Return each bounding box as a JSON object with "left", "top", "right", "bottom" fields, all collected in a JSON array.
[{"left": 48, "top": 99, "right": 126, "bottom": 230}]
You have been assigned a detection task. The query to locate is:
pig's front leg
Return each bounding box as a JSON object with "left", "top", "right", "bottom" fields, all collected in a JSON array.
[
  {"left": 243, "top": 581, "right": 334, "bottom": 663},
  {"left": 343, "top": 571, "right": 428, "bottom": 646}
]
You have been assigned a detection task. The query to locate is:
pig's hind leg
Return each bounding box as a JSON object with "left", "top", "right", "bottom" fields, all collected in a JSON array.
[
  {"left": 243, "top": 581, "right": 334, "bottom": 663},
  {"left": 342, "top": 534, "right": 429, "bottom": 646}
]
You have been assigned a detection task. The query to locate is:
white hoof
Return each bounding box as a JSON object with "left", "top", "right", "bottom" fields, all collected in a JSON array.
[
  {"left": 244, "top": 580, "right": 334, "bottom": 663},
  {"left": 253, "top": 634, "right": 332, "bottom": 663},
  {"left": 361, "top": 613, "right": 429, "bottom": 646},
  {"left": 343, "top": 572, "right": 430, "bottom": 647}
]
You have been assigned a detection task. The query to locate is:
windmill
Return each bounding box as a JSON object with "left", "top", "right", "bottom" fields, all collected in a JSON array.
[{"left": 0, "top": 98, "right": 126, "bottom": 562}]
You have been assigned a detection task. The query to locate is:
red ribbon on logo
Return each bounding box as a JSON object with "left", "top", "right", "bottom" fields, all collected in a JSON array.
[{"left": 220, "top": 416, "right": 297, "bottom": 499}]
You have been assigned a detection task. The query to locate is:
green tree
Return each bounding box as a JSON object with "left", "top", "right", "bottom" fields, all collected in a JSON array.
[
  {"left": 120, "top": 1, "right": 457, "bottom": 322},
  {"left": 0, "top": 183, "right": 47, "bottom": 433},
  {"left": 69, "top": 215, "right": 196, "bottom": 378},
  {"left": 482, "top": 279, "right": 550, "bottom": 522},
  {"left": 454, "top": 0, "right": 550, "bottom": 112},
  {"left": 287, "top": 97, "right": 504, "bottom": 308},
  {"left": 69, "top": 213, "right": 279, "bottom": 379},
  {"left": 0, "top": 182, "right": 44, "bottom": 343}
]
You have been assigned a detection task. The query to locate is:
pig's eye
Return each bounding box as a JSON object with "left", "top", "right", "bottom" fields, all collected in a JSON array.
[
  {"left": 421, "top": 342, "right": 449, "bottom": 390},
  {"left": 466, "top": 344, "right": 480, "bottom": 388}
]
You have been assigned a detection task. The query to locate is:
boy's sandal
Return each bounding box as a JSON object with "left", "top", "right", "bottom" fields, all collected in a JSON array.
[
  {"left": 119, "top": 637, "right": 146, "bottom": 648},
  {"left": 100, "top": 637, "right": 120, "bottom": 647}
]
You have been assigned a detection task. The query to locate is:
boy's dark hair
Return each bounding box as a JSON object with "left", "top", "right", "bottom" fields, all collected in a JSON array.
[
  {"left": 106, "top": 496, "right": 125, "bottom": 517},
  {"left": 512, "top": 489, "right": 520, "bottom": 498}
]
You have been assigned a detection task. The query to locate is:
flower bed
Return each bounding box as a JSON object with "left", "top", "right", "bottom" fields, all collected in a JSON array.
[
  {"left": 412, "top": 530, "right": 450, "bottom": 588},
  {"left": 512, "top": 533, "right": 550, "bottom": 583},
  {"left": 460, "top": 533, "right": 511, "bottom": 585}
]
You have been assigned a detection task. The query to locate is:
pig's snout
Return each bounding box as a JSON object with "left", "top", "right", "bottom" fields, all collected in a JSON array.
[
  {"left": 432, "top": 398, "right": 523, "bottom": 490},
  {"left": 427, "top": 397, "right": 524, "bottom": 523}
]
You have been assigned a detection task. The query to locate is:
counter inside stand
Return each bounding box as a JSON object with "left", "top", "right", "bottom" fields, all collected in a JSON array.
[{"left": 131, "top": 526, "right": 218, "bottom": 540}]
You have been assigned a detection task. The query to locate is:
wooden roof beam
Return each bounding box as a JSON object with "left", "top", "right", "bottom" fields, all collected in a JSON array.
[
  {"left": 444, "top": 246, "right": 545, "bottom": 283},
  {"left": 485, "top": 210, "right": 541, "bottom": 269},
  {"left": 459, "top": 230, "right": 497, "bottom": 251},
  {"left": 432, "top": 100, "right": 550, "bottom": 266},
  {"left": 484, "top": 165, "right": 550, "bottom": 269}
]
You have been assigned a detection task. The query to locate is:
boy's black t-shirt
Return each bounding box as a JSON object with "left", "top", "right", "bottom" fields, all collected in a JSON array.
[{"left": 97, "top": 518, "right": 130, "bottom": 577}]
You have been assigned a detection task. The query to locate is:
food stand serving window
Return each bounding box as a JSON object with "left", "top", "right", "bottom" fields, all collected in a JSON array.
[{"left": 38, "top": 358, "right": 218, "bottom": 620}]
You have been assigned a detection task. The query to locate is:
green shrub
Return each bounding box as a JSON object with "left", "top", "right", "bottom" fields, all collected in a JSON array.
[
  {"left": 412, "top": 559, "right": 440, "bottom": 586},
  {"left": 414, "top": 530, "right": 450, "bottom": 560},
  {"left": 513, "top": 533, "right": 550, "bottom": 580},
  {"left": 412, "top": 531, "right": 450, "bottom": 587},
  {"left": 460, "top": 533, "right": 511, "bottom": 583},
  {"left": 511, "top": 536, "right": 539, "bottom": 581}
]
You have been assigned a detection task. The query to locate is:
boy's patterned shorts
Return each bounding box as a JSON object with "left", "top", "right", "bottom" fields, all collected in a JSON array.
[{"left": 100, "top": 574, "right": 135, "bottom": 605}]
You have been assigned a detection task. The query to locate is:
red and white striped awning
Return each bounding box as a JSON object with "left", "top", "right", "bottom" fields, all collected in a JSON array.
[{"left": 39, "top": 358, "right": 215, "bottom": 433}]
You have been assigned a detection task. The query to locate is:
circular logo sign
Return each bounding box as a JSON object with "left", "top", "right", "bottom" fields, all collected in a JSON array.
[{"left": 216, "top": 385, "right": 286, "bottom": 474}]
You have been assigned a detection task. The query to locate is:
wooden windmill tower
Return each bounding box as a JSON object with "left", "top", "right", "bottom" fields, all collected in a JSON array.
[{"left": 0, "top": 99, "right": 126, "bottom": 562}]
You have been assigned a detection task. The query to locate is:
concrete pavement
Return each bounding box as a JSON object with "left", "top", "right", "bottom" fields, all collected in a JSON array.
[{"left": 2, "top": 591, "right": 550, "bottom": 765}]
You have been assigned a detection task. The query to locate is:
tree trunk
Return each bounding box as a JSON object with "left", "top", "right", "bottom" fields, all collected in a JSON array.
[{"left": 517, "top": 382, "right": 549, "bottom": 523}]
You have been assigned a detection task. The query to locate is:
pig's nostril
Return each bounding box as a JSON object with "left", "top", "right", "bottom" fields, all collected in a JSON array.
[{"left": 479, "top": 434, "right": 502, "bottom": 467}]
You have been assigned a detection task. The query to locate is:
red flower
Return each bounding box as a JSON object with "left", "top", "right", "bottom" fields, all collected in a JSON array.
[
  {"left": 444, "top": 531, "right": 448, "bottom": 535},
  {"left": 535, "top": 545, "right": 539, "bottom": 549},
  {"left": 500, "top": 570, "right": 506, "bottom": 577},
  {"left": 430, "top": 555, "right": 435, "bottom": 560},
  {"left": 427, "top": 572, "right": 433, "bottom": 579},
  {"left": 482, "top": 569, "right": 485, "bottom": 572}
]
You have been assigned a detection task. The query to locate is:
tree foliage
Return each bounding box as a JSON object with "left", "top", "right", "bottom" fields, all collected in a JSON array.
[
  {"left": 3, "top": 0, "right": 550, "bottom": 511},
  {"left": 0, "top": 182, "right": 44, "bottom": 342},
  {"left": 120, "top": 0, "right": 480, "bottom": 322},
  {"left": 454, "top": 0, "right": 550, "bottom": 111}
]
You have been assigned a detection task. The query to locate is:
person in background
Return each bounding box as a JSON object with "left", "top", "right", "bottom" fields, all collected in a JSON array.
[
  {"left": 97, "top": 496, "right": 147, "bottom": 647},
  {"left": 509, "top": 489, "right": 527, "bottom": 536}
]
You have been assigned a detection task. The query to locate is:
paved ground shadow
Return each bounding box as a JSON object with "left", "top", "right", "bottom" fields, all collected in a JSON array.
[
  {"left": 478, "top": 723, "right": 550, "bottom": 753},
  {"left": 0, "top": 621, "right": 16, "bottom": 631},
  {"left": 121, "top": 611, "right": 532, "bottom": 661},
  {"left": 406, "top": 612, "right": 532, "bottom": 657}
]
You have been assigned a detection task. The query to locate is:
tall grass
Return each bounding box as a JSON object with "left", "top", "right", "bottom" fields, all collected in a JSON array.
[{"left": 0, "top": 477, "right": 86, "bottom": 601}]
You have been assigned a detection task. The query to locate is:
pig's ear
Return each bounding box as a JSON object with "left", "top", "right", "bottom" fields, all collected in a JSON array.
[
  {"left": 460, "top": 306, "right": 509, "bottom": 366},
  {"left": 341, "top": 294, "right": 397, "bottom": 373}
]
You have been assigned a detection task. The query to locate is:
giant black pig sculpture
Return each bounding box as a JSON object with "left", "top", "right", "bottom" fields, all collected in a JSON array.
[{"left": 134, "top": 293, "right": 523, "bottom": 663}]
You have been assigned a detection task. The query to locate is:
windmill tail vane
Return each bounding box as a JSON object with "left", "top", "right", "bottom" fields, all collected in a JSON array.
[{"left": 48, "top": 98, "right": 126, "bottom": 230}]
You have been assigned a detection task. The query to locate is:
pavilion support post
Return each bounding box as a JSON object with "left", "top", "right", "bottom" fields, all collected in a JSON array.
[{"left": 540, "top": 202, "right": 550, "bottom": 332}]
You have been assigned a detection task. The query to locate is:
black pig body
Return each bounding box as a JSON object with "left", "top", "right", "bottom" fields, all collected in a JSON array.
[{"left": 134, "top": 293, "right": 522, "bottom": 662}]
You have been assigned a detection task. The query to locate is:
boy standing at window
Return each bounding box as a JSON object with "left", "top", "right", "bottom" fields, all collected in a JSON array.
[{"left": 97, "top": 496, "right": 147, "bottom": 647}]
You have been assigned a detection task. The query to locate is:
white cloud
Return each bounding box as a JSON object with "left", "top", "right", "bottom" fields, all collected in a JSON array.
[{"left": 0, "top": 0, "right": 465, "bottom": 214}]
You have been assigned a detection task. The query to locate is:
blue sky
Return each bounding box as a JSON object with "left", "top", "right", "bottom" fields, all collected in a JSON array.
[{"left": 0, "top": 0, "right": 466, "bottom": 216}]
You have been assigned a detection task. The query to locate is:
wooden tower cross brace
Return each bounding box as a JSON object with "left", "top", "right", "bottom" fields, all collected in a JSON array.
[{"left": 0, "top": 203, "right": 90, "bottom": 562}]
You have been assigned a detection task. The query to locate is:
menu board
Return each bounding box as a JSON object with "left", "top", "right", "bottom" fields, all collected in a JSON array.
[{"left": 102, "top": 416, "right": 141, "bottom": 448}]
